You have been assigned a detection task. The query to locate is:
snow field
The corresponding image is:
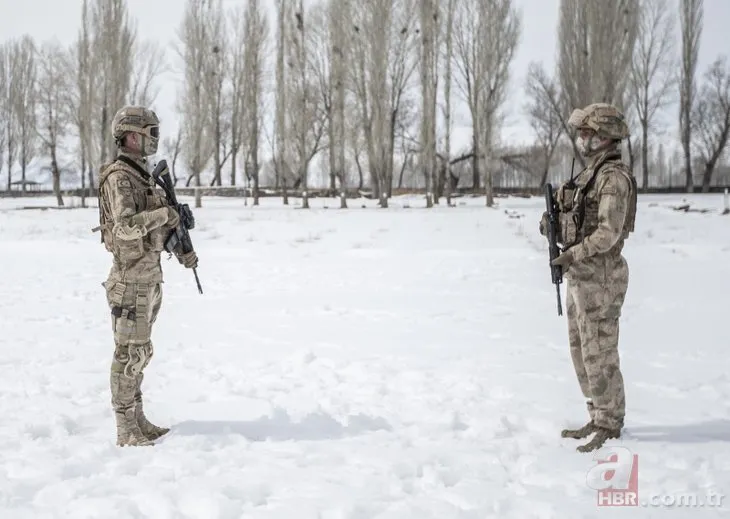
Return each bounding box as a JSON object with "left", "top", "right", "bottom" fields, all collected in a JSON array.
[{"left": 0, "top": 193, "right": 728, "bottom": 518}]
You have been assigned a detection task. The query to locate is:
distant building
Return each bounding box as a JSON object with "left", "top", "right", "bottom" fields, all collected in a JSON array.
[{"left": 10, "top": 180, "right": 43, "bottom": 192}]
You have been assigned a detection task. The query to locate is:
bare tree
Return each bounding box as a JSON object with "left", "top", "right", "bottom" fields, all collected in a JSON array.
[
  {"left": 11, "top": 36, "right": 38, "bottom": 194},
  {"left": 454, "top": 0, "right": 521, "bottom": 206},
  {"left": 679, "top": 0, "right": 703, "bottom": 192},
  {"left": 630, "top": 0, "right": 676, "bottom": 190},
  {"left": 438, "top": 0, "right": 456, "bottom": 203},
  {"left": 162, "top": 126, "right": 183, "bottom": 185},
  {"left": 2, "top": 40, "right": 25, "bottom": 192},
  {"left": 385, "top": 0, "right": 420, "bottom": 200},
  {"left": 557, "top": 0, "right": 639, "bottom": 165},
  {"left": 313, "top": 0, "right": 335, "bottom": 196},
  {"left": 36, "top": 40, "right": 70, "bottom": 206},
  {"left": 328, "top": 0, "right": 349, "bottom": 207},
  {"left": 228, "top": 5, "right": 248, "bottom": 187},
  {"left": 0, "top": 42, "right": 14, "bottom": 192},
  {"left": 275, "top": 0, "right": 291, "bottom": 199},
  {"left": 347, "top": 0, "right": 420, "bottom": 206},
  {"left": 350, "top": 0, "right": 392, "bottom": 206},
  {"left": 197, "top": 0, "right": 229, "bottom": 187},
  {"left": 691, "top": 56, "right": 730, "bottom": 192},
  {"left": 176, "top": 0, "right": 217, "bottom": 196},
  {"left": 346, "top": 96, "right": 367, "bottom": 190},
  {"left": 284, "top": 1, "right": 327, "bottom": 207},
  {"left": 70, "top": 0, "right": 97, "bottom": 200},
  {"left": 452, "top": 0, "right": 481, "bottom": 190},
  {"left": 90, "top": 0, "right": 135, "bottom": 165},
  {"left": 525, "top": 63, "right": 564, "bottom": 187},
  {"left": 558, "top": 0, "right": 639, "bottom": 108},
  {"left": 478, "top": 0, "right": 521, "bottom": 207},
  {"left": 243, "top": 0, "right": 268, "bottom": 204},
  {"left": 419, "top": 0, "right": 438, "bottom": 207},
  {"left": 0, "top": 47, "right": 7, "bottom": 189},
  {"left": 128, "top": 39, "right": 168, "bottom": 107},
  {"left": 291, "top": 0, "right": 310, "bottom": 208}
]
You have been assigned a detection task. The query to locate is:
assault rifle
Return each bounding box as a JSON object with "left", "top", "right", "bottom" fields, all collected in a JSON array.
[
  {"left": 152, "top": 160, "right": 203, "bottom": 294},
  {"left": 544, "top": 158, "right": 577, "bottom": 316},
  {"left": 544, "top": 182, "right": 563, "bottom": 316}
]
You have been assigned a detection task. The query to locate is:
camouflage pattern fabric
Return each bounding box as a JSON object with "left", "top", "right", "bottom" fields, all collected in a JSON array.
[
  {"left": 103, "top": 281, "right": 162, "bottom": 376},
  {"left": 550, "top": 144, "right": 635, "bottom": 432},
  {"left": 97, "top": 152, "right": 179, "bottom": 285},
  {"left": 97, "top": 150, "right": 178, "bottom": 446},
  {"left": 567, "top": 103, "right": 630, "bottom": 141}
]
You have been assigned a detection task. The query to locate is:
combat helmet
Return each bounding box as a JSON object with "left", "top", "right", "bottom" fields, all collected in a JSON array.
[
  {"left": 567, "top": 103, "right": 629, "bottom": 141},
  {"left": 111, "top": 105, "right": 160, "bottom": 156}
]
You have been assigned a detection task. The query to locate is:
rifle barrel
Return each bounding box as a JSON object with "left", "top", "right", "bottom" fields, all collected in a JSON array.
[{"left": 193, "top": 267, "right": 203, "bottom": 294}]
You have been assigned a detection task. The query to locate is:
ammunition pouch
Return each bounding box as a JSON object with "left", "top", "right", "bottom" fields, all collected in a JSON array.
[
  {"left": 557, "top": 184, "right": 580, "bottom": 247},
  {"left": 557, "top": 184, "right": 577, "bottom": 213},
  {"left": 559, "top": 212, "right": 581, "bottom": 248}
]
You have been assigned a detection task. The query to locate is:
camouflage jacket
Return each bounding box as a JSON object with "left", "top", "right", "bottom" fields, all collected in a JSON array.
[
  {"left": 556, "top": 146, "right": 637, "bottom": 266},
  {"left": 96, "top": 152, "right": 178, "bottom": 284}
]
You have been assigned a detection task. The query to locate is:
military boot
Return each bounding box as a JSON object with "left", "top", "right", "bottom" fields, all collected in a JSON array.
[
  {"left": 111, "top": 371, "right": 154, "bottom": 446},
  {"left": 134, "top": 373, "right": 169, "bottom": 441},
  {"left": 115, "top": 407, "right": 154, "bottom": 446},
  {"left": 561, "top": 420, "right": 597, "bottom": 439},
  {"left": 577, "top": 426, "right": 621, "bottom": 453}
]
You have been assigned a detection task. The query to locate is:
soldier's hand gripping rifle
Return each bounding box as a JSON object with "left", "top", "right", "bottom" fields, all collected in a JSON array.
[
  {"left": 151, "top": 160, "right": 203, "bottom": 294},
  {"left": 544, "top": 183, "right": 563, "bottom": 315}
]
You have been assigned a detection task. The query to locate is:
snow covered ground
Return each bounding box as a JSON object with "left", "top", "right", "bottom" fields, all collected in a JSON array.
[{"left": 0, "top": 192, "right": 729, "bottom": 518}]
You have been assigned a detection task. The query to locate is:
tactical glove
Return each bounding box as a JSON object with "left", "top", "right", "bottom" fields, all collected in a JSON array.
[
  {"left": 178, "top": 250, "right": 198, "bottom": 269},
  {"left": 551, "top": 249, "right": 574, "bottom": 269}
]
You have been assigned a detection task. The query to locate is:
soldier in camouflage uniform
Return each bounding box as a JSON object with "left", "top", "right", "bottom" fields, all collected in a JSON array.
[
  {"left": 95, "top": 106, "right": 198, "bottom": 446},
  {"left": 539, "top": 103, "right": 637, "bottom": 452}
]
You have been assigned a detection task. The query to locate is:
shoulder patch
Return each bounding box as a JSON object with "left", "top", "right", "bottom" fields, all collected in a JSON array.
[
  {"left": 601, "top": 184, "right": 618, "bottom": 196},
  {"left": 117, "top": 178, "right": 132, "bottom": 189},
  {"left": 597, "top": 165, "right": 631, "bottom": 196}
]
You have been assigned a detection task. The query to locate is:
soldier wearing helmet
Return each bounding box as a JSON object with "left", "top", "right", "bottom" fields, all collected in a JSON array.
[
  {"left": 539, "top": 102, "right": 637, "bottom": 452},
  {"left": 95, "top": 105, "right": 198, "bottom": 446}
]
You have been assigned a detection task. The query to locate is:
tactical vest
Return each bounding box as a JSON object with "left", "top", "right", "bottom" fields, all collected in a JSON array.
[
  {"left": 95, "top": 155, "right": 169, "bottom": 258},
  {"left": 558, "top": 151, "right": 637, "bottom": 250}
]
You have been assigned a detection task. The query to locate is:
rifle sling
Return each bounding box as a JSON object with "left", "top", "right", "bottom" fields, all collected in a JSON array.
[{"left": 116, "top": 155, "right": 154, "bottom": 196}]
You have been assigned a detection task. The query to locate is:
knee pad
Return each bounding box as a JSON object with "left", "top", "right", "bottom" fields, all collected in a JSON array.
[{"left": 118, "top": 341, "right": 154, "bottom": 378}]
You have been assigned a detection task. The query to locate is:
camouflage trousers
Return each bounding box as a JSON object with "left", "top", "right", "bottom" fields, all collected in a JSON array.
[
  {"left": 566, "top": 253, "right": 628, "bottom": 430},
  {"left": 103, "top": 281, "right": 163, "bottom": 412}
]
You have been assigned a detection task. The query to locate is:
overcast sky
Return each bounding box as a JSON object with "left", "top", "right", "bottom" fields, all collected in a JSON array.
[{"left": 1, "top": 0, "right": 728, "bottom": 154}]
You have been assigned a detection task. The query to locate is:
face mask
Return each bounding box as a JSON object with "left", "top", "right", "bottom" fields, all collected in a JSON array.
[
  {"left": 577, "top": 134, "right": 598, "bottom": 156},
  {"left": 139, "top": 126, "right": 159, "bottom": 157},
  {"left": 141, "top": 135, "right": 159, "bottom": 156}
]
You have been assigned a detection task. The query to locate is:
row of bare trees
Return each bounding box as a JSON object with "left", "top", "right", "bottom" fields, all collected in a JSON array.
[
  {"left": 1, "top": 0, "right": 728, "bottom": 208},
  {"left": 0, "top": 0, "right": 166, "bottom": 206},
  {"left": 525, "top": 0, "right": 730, "bottom": 194},
  {"left": 177, "top": 0, "right": 727, "bottom": 205},
  {"left": 170, "top": 0, "right": 522, "bottom": 208}
]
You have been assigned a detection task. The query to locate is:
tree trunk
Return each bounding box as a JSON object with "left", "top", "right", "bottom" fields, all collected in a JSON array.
[
  {"left": 230, "top": 143, "right": 237, "bottom": 186},
  {"left": 641, "top": 125, "right": 649, "bottom": 190},
  {"left": 471, "top": 131, "right": 479, "bottom": 191},
  {"left": 80, "top": 140, "right": 87, "bottom": 208}
]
